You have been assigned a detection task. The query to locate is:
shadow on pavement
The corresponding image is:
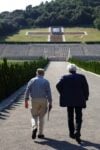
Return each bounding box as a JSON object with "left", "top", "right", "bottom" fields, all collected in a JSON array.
[
  {"left": 0, "top": 111, "right": 9, "bottom": 120},
  {"left": 0, "top": 95, "right": 24, "bottom": 120},
  {"left": 34, "top": 137, "right": 89, "bottom": 150},
  {"left": 35, "top": 137, "right": 100, "bottom": 150},
  {"left": 81, "top": 140, "right": 100, "bottom": 150}
]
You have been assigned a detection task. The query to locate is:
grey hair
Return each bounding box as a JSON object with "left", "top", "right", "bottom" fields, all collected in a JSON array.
[{"left": 67, "top": 64, "right": 77, "bottom": 72}]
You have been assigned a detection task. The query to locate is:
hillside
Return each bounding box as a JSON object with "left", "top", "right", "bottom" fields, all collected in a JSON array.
[{"left": 0, "top": 0, "right": 100, "bottom": 37}]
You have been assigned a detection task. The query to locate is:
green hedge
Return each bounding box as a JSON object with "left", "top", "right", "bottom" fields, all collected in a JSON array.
[
  {"left": 68, "top": 58, "right": 100, "bottom": 75},
  {"left": 0, "top": 58, "right": 49, "bottom": 102}
]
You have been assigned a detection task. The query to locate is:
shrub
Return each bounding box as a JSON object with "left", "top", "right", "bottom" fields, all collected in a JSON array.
[
  {"left": 68, "top": 58, "right": 100, "bottom": 75},
  {"left": 0, "top": 57, "right": 49, "bottom": 102}
]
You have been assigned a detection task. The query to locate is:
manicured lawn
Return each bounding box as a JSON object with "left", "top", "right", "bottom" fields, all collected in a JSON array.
[
  {"left": 0, "top": 27, "right": 100, "bottom": 42},
  {"left": 64, "top": 27, "right": 100, "bottom": 42},
  {"left": 0, "top": 59, "right": 34, "bottom": 64},
  {"left": 3, "top": 28, "right": 49, "bottom": 42}
]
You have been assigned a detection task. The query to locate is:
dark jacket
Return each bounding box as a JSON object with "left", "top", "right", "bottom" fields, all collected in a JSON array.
[{"left": 56, "top": 73, "right": 89, "bottom": 108}]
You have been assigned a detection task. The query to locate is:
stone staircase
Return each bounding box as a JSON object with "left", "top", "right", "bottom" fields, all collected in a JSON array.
[
  {"left": 50, "top": 34, "right": 63, "bottom": 42},
  {"left": 50, "top": 27, "right": 63, "bottom": 42}
]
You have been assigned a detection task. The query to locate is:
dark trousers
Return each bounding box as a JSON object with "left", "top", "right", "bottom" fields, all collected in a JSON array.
[{"left": 67, "top": 107, "right": 82, "bottom": 137}]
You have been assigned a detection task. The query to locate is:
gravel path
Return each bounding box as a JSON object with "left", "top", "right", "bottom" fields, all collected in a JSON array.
[{"left": 0, "top": 61, "right": 100, "bottom": 150}]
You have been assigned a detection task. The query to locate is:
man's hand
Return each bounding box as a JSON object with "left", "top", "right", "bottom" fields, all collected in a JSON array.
[
  {"left": 25, "top": 100, "right": 28, "bottom": 108},
  {"left": 48, "top": 103, "right": 52, "bottom": 111}
]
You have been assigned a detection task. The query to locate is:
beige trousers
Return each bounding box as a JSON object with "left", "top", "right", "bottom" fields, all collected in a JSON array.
[{"left": 31, "top": 98, "right": 47, "bottom": 134}]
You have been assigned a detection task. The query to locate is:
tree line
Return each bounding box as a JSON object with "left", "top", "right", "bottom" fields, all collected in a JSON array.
[{"left": 0, "top": 0, "right": 100, "bottom": 37}]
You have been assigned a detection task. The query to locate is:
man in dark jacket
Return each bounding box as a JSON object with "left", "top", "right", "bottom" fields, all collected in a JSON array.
[{"left": 56, "top": 64, "right": 89, "bottom": 144}]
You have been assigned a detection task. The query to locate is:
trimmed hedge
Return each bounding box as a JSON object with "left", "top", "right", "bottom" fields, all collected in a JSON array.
[
  {"left": 0, "top": 41, "right": 100, "bottom": 44},
  {"left": 68, "top": 58, "right": 100, "bottom": 75},
  {"left": 0, "top": 58, "right": 49, "bottom": 102}
]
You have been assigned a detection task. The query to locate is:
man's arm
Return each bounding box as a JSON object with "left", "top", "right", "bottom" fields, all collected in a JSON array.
[
  {"left": 25, "top": 99, "right": 29, "bottom": 108},
  {"left": 56, "top": 76, "right": 64, "bottom": 94},
  {"left": 24, "top": 80, "right": 32, "bottom": 108},
  {"left": 82, "top": 75, "right": 89, "bottom": 101}
]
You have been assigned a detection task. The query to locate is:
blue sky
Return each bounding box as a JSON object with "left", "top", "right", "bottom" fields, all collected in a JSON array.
[{"left": 0, "top": 0, "right": 51, "bottom": 12}]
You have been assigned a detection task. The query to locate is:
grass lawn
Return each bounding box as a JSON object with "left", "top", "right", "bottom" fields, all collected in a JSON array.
[
  {"left": 0, "top": 27, "right": 100, "bottom": 42},
  {"left": 0, "top": 59, "right": 35, "bottom": 65},
  {"left": 3, "top": 28, "right": 49, "bottom": 42},
  {"left": 64, "top": 27, "right": 100, "bottom": 42},
  {"left": 0, "top": 59, "right": 24, "bottom": 64}
]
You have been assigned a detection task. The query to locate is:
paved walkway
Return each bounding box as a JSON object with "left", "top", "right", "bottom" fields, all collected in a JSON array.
[{"left": 0, "top": 62, "right": 100, "bottom": 150}]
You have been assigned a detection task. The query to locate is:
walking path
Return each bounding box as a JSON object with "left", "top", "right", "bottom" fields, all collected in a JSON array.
[{"left": 0, "top": 62, "right": 100, "bottom": 150}]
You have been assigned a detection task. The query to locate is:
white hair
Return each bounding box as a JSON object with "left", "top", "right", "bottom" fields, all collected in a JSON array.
[{"left": 67, "top": 64, "right": 77, "bottom": 72}]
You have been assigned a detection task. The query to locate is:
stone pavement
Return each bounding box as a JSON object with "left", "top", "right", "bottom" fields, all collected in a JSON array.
[{"left": 0, "top": 61, "right": 100, "bottom": 150}]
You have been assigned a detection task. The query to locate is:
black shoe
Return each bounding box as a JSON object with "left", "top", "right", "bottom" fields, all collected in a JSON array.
[
  {"left": 75, "top": 136, "right": 82, "bottom": 144},
  {"left": 69, "top": 134, "right": 75, "bottom": 139},
  {"left": 32, "top": 128, "right": 37, "bottom": 139},
  {"left": 38, "top": 134, "right": 45, "bottom": 139}
]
